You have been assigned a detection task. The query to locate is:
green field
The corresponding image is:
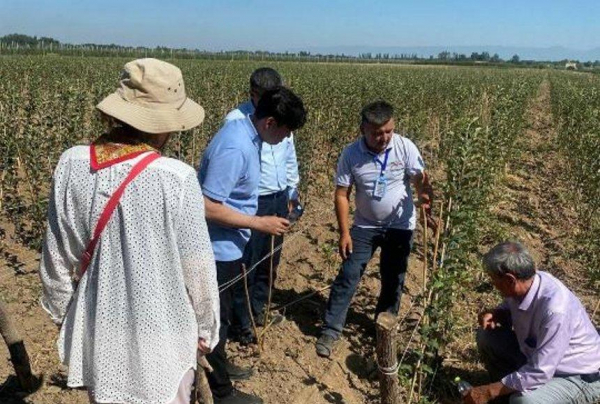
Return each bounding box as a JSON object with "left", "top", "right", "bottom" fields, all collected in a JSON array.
[{"left": 1, "top": 55, "right": 599, "bottom": 402}]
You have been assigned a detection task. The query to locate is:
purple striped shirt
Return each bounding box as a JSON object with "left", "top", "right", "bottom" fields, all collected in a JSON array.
[{"left": 500, "top": 271, "right": 600, "bottom": 392}]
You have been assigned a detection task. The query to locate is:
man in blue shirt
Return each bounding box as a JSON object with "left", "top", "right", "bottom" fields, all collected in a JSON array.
[
  {"left": 226, "top": 68, "right": 302, "bottom": 345},
  {"left": 199, "top": 87, "right": 307, "bottom": 404}
]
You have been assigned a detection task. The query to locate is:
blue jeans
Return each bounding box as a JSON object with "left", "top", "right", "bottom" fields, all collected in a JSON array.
[
  {"left": 322, "top": 226, "right": 413, "bottom": 339},
  {"left": 231, "top": 190, "right": 288, "bottom": 333}
]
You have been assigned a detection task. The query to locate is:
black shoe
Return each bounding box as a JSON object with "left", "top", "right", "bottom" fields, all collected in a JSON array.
[
  {"left": 214, "top": 388, "right": 263, "bottom": 404},
  {"left": 225, "top": 362, "right": 254, "bottom": 381},
  {"left": 231, "top": 329, "right": 257, "bottom": 346},
  {"left": 316, "top": 334, "right": 336, "bottom": 358}
]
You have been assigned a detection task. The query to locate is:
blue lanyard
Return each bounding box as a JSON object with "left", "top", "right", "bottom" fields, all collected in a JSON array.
[{"left": 374, "top": 149, "right": 391, "bottom": 177}]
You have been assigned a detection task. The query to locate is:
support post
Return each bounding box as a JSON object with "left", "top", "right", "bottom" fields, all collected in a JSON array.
[
  {"left": 195, "top": 353, "right": 214, "bottom": 404},
  {"left": 0, "top": 299, "right": 39, "bottom": 391},
  {"left": 376, "top": 312, "right": 399, "bottom": 404}
]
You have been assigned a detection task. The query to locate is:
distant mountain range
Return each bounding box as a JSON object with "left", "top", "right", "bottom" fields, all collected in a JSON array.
[{"left": 294, "top": 45, "right": 600, "bottom": 62}]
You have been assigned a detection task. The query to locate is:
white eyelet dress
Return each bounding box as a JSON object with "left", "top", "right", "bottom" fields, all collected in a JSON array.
[{"left": 39, "top": 146, "right": 220, "bottom": 404}]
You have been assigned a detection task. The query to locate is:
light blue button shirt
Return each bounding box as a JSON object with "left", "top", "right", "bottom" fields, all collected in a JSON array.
[
  {"left": 225, "top": 101, "right": 300, "bottom": 200},
  {"left": 198, "top": 117, "right": 261, "bottom": 261}
]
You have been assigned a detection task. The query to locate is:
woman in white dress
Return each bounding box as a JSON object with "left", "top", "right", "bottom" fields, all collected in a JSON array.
[{"left": 39, "top": 58, "right": 219, "bottom": 404}]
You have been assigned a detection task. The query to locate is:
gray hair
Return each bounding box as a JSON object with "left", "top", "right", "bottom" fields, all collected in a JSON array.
[
  {"left": 482, "top": 241, "right": 536, "bottom": 280},
  {"left": 361, "top": 100, "right": 394, "bottom": 126},
  {"left": 250, "top": 67, "right": 283, "bottom": 97}
]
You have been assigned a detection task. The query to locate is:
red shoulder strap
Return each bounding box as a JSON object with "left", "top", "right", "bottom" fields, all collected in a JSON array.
[{"left": 79, "top": 152, "right": 161, "bottom": 276}]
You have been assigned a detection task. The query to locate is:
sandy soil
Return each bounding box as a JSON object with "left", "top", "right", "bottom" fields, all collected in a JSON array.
[{"left": 1, "top": 79, "right": 598, "bottom": 404}]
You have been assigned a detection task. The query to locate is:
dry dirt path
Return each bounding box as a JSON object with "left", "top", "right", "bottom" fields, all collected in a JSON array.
[{"left": 491, "top": 78, "right": 597, "bottom": 308}]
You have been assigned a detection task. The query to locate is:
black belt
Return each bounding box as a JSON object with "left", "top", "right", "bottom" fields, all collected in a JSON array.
[{"left": 258, "top": 189, "right": 287, "bottom": 200}]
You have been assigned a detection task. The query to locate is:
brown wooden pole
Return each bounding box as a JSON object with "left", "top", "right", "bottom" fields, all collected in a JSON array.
[
  {"left": 242, "top": 264, "right": 260, "bottom": 353},
  {"left": 421, "top": 206, "right": 428, "bottom": 292},
  {"left": 431, "top": 201, "right": 444, "bottom": 273},
  {"left": 0, "top": 299, "right": 39, "bottom": 391},
  {"left": 195, "top": 353, "right": 214, "bottom": 404},
  {"left": 259, "top": 235, "right": 276, "bottom": 348},
  {"left": 376, "top": 312, "right": 400, "bottom": 404}
]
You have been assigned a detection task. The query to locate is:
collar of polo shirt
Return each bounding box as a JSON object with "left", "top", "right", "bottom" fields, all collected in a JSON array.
[{"left": 359, "top": 135, "right": 394, "bottom": 156}]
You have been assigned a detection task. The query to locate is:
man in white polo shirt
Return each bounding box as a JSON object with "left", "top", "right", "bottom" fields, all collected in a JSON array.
[{"left": 316, "top": 100, "right": 433, "bottom": 357}]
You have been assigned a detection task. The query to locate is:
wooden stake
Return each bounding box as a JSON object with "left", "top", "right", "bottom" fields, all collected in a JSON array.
[
  {"left": 376, "top": 312, "right": 400, "bottom": 404},
  {"left": 195, "top": 353, "right": 214, "bottom": 404},
  {"left": 421, "top": 206, "right": 428, "bottom": 292},
  {"left": 438, "top": 197, "right": 453, "bottom": 270},
  {"left": 444, "top": 197, "right": 453, "bottom": 232},
  {"left": 407, "top": 342, "right": 425, "bottom": 404},
  {"left": 0, "top": 170, "right": 5, "bottom": 211},
  {"left": 242, "top": 264, "right": 260, "bottom": 353},
  {"left": 592, "top": 298, "right": 600, "bottom": 319},
  {"left": 432, "top": 201, "right": 444, "bottom": 273},
  {"left": 259, "top": 235, "right": 276, "bottom": 348},
  {"left": 0, "top": 299, "right": 40, "bottom": 391}
]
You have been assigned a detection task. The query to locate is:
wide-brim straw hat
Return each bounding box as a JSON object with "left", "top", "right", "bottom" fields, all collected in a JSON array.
[{"left": 97, "top": 58, "right": 205, "bottom": 134}]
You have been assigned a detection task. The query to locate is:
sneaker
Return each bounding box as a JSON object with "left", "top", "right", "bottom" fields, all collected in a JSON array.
[
  {"left": 225, "top": 362, "right": 254, "bottom": 381},
  {"left": 214, "top": 388, "right": 263, "bottom": 404},
  {"left": 316, "top": 334, "right": 336, "bottom": 358}
]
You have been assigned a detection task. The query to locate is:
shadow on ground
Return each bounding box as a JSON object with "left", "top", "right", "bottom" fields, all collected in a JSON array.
[{"left": 0, "top": 374, "right": 44, "bottom": 404}]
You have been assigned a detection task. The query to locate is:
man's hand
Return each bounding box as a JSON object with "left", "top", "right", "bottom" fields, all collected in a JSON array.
[
  {"left": 464, "top": 382, "right": 514, "bottom": 404},
  {"left": 479, "top": 312, "right": 497, "bottom": 330},
  {"left": 253, "top": 216, "right": 290, "bottom": 236},
  {"left": 339, "top": 232, "right": 353, "bottom": 260},
  {"left": 288, "top": 198, "right": 300, "bottom": 214},
  {"left": 198, "top": 338, "right": 211, "bottom": 354},
  {"left": 478, "top": 309, "right": 510, "bottom": 330},
  {"left": 417, "top": 197, "right": 437, "bottom": 231},
  {"left": 413, "top": 172, "right": 436, "bottom": 230},
  {"left": 463, "top": 385, "right": 492, "bottom": 404},
  {"left": 416, "top": 192, "right": 432, "bottom": 212}
]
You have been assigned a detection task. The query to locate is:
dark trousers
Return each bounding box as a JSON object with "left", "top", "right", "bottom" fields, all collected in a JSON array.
[
  {"left": 476, "top": 327, "right": 527, "bottom": 382},
  {"left": 322, "top": 226, "right": 413, "bottom": 339},
  {"left": 232, "top": 190, "right": 288, "bottom": 333},
  {"left": 476, "top": 328, "right": 600, "bottom": 403},
  {"left": 206, "top": 259, "right": 242, "bottom": 398}
]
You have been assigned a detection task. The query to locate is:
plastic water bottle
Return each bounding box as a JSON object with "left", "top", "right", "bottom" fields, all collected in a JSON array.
[{"left": 454, "top": 376, "right": 473, "bottom": 396}]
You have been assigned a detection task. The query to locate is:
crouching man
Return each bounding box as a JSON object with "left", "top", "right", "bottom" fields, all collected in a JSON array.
[{"left": 465, "top": 241, "right": 600, "bottom": 404}]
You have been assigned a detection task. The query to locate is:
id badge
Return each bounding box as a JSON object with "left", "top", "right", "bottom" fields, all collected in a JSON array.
[{"left": 373, "top": 176, "right": 387, "bottom": 198}]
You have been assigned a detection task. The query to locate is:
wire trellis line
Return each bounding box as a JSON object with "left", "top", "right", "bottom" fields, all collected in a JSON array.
[
  {"left": 218, "top": 204, "right": 333, "bottom": 293},
  {"left": 0, "top": 204, "right": 336, "bottom": 292}
]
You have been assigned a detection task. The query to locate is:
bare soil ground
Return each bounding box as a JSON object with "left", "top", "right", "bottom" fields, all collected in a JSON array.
[
  {"left": 1, "top": 79, "right": 597, "bottom": 404},
  {"left": 442, "top": 78, "right": 599, "bottom": 400},
  {"left": 0, "top": 202, "right": 425, "bottom": 404}
]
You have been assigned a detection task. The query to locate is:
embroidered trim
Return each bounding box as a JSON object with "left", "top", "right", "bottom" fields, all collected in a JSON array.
[{"left": 91, "top": 133, "right": 158, "bottom": 171}]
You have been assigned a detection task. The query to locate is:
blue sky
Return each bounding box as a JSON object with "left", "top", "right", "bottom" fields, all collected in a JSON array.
[{"left": 2, "top": 0, "right": 599, "bottom": 51}]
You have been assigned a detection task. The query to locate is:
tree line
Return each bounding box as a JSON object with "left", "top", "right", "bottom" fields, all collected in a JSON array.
[{"left": 2, "top": 33, "right": 600, "bottom": 70}]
